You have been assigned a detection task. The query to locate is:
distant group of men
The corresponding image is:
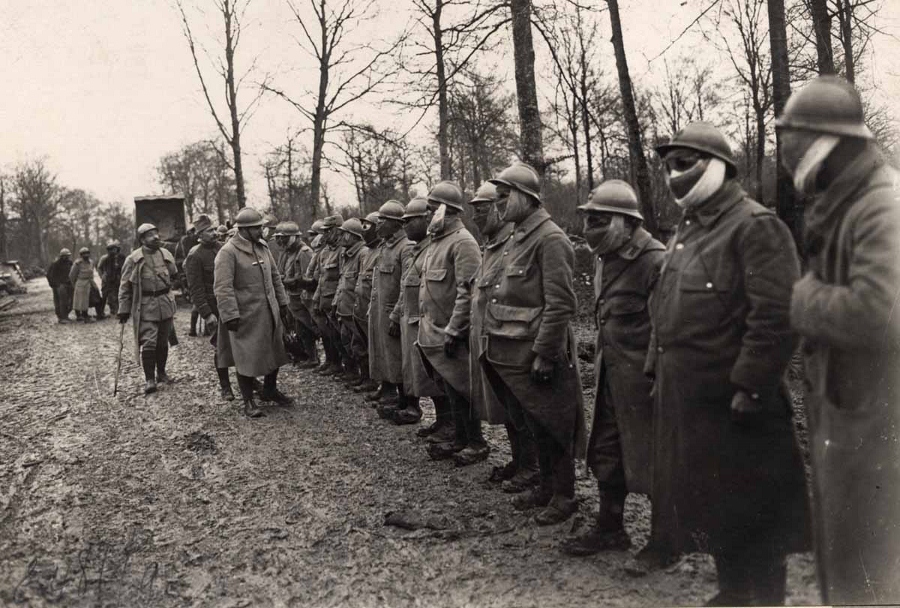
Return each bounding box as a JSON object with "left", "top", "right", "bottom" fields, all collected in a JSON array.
[
  {"left": 102, "top": 76, "right": 896, "bottom": 606},
  {"left": 47, "top": 243, "right": 126, "bottom": 323}
]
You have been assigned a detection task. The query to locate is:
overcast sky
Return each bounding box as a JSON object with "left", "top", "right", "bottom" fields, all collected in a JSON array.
[{"left": 2, "top": 0, "right": 898, "bottom": 212}]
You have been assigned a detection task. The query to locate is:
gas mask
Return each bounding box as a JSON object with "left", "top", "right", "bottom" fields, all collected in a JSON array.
[
  {"left": 472, "top": 202, "right": 502, "bottom": 239},
  {"left": 784, "top": 134, "right": 840, "bottom": 195},
  {"left": 498, "top": 189, "right": 536, "bottom": 224},
  {"left": 583, "top": 214, "right": 632, "bottom": 255},
  {"left": 664, "top": 152, "right": 727, "bottom": 209}
]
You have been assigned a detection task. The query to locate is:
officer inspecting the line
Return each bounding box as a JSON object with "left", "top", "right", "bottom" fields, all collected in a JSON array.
[
  {"left": 779, "top": 75, "right": 900, "bottom": 606},
  {"left": 483, "top": 162, "right": 587, "bottom": 525},
  {"left": 118, "top": 223, "right": 179, "bottom": 395}
]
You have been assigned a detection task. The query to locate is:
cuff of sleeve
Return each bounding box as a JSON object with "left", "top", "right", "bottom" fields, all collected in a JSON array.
[
  {"left": 729, "top": 366, "right": 773, "bottom": 401},
  {"left": 443, "top": 326, "right": 462, "bottom": 339}
]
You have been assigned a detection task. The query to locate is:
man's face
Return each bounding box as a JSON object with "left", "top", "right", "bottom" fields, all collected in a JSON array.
[
  {"left": 403, "top": 215, "right": 428, "bottom": 242},
  {"left": 275, "top": 234, "right": 288, "bottom": 249},
  {"left": 141, "top": 229, "right": 161, "bottom": 249},
  {"left": 360, "top": 221, "right": 377, "bottom": 243},
  {"left": 376, "top": 217, "right": 400, "bottom": 240},
  {"left": 80, "top": 251, "right": 90, "bottom": 260},
  {"left": 778, "top": 128, "right": 820, "bottom": 176},
  {"left": 199, "top": 227, "right": 217, "bottom": 244},
  {"left": 242, "top": 226, "right": 264, "bottom": 242},
  {"left": 263, "top": 226, "right": 276, "bottom": 241},
  {"left": 471, "top": 201, "right": 501, "bottom": 237}
]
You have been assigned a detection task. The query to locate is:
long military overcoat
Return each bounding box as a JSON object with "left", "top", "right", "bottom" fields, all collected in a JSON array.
[
  {"left": 469, "top": 223, "right": 514, "bottom": 424},
  {"left": 119, "top": 247, "right": 177, "bottom": 364},
  {"left": 395, "top": 236, "right": 442, "bottom": 397},
  {"left": 333, "top": 240, "right": 364, "bottom": 317},
  {"left": 417, "top": 217, "right": 482, "bottom": 398},
  {"left": 480, "top": 208, "right": 586, "bottom": 457},
  {"left": 646, "top": 180, "right": 811, "bottom": 557},
  {"left": 790, "top": 144, "right": 900, "bottom": 605},
  {"left": 184, "top": 241, "right": 221, "bottom": 318},
  {"left": 586, "top": 227, "right": 664, "bottom": 495},
  {"left": 278, "top": 243, "right": 316, "bottom": 333},
  {"left": 353, "top": 244, "right": 378, "bottom": 327},
  {"left": 69, "top": 258, "right": 97, "bottom": 310},
  {"left": 213, "top": 232, "right": 289, "bottom": 377},
  {"left": 369, "top": 230, "right": 412, "bottom": 384}
]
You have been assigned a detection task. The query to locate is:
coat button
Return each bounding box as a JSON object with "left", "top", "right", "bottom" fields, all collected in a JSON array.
[
  {"left": 657, "top": 346, "right": 664, "bottom": 353},
  {"left": 491, "top": 298, "right": 497, "bottom": 303},
  {"left": 599, "top": 298, "right": 605, "bottom": 304},
  {"left": 600, "top": 319, "right": 606, "bottom": 325},
  {"left": 675, "top": 243, "right": 684, "bottom": 250},
  {"left": 706, "top": 282, "right": 713, "bottom": 289},
  {"left": 495, "top": 284, "right": 500, "bottom": 288}
]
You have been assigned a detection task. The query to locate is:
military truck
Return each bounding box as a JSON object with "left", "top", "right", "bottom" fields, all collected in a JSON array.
[{"left": 134, "top": 194, "right": 187, "bottom": 256}]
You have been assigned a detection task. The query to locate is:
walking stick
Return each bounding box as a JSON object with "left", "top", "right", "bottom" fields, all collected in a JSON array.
[{"left": 113, "top": 321, "right": 126, "bottom": 396}]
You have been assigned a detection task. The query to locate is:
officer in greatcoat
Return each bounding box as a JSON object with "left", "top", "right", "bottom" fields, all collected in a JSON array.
[
  {"left": 276, "top": 221, "right": 319, "bottom": 368},
  {"left": 70, "top": 247, "right": 99, "bottom": 322},
  {"left": 561, "top": 181, "right": 668, "bottom": 564},
  {"left": 351, "top": 212, "right": 381, "bottom": 394},
  {"left": 392, "top": 198, "right": 447, "bottom": 427},
  {"left": 468, "top": 182, "right": 539, "bottom": 491},
  {"left": 47, "top": 248, "right": 74, "bottom": 323},
  {"left": 118, "top": 223, "right": 179, "bottom": 395},
  {"left": 98, "top": 242, "right": 126, "bottom": 319},
  {"left": 649, "top": 122, "right": 811, "bottom": 605},
  {"left": 417, "top": 182, "right": 487, "bottom": 466},
  {"left": 214, "top": 208, "right": 293, "bottom": 418},
  {"left": 779, "top": 76, "right": 900, "bottom": 606},
  {"left": 332, "top": 218, "right": 367, "bottom": 385},
  {"left": 367, "top": 201, "right": 413, "bottom": 405},
  {"left": 481, "top": 162, "right": 587, "bottom": 525},
  {"left": 184, "top": 214, "right": 235, "bottom": 401}
]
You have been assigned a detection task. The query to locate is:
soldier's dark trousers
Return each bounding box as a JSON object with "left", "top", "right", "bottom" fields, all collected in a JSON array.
[
  {"left": 442, "top": 379, "right": 485, "bottom": 448},
  {"left": 339, "top": 317, "right": 358, "bottom": 373},
  {"left": 236, "top": 370, "right": 278, "bottom": 400},
  {"left": 327, "top": 314, "right": 349, "bottom": 369},
  {"left": 589, "top": 386, "right": 627, "bottom": 494},
  {"left": 297, "top": 322, "right": 318, "bottom": 361},
  {"left": 100, "top": 284, "right": 119, "bottom": 317},
  {"left": 351, "top": 318, "right": 371, "bottom": 381},
  {"left": 713, "top": 547, "right": 787, "bottom": 605},
  {"left": 189, "top": 309, "right": 200, "bottom": 335},
  {"left": 139, "top": 317, "right": 173, "bottom": 381},
  {"left": 52, "top": 285, "right": 73, "bottom": 319},
  {"left": 215, "top": 356, "right": 231, "bottom": 390}
]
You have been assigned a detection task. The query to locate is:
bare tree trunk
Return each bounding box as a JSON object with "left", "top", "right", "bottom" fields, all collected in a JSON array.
[
  {"left": 570, "top": 96, "right": 582, "bottom": 200},
  {"left": 578, "top": 36, "right": 594, "bottom": 192},
  {"left": 768, "top": 0, "right": 802, "bottom": 249},
  {"left": 836, "top": 0, "right": 855, "bottom": 83},
  {"left": 810, "top": 0, "right": 836, "bottom": 74},
  {"left": 434, "top": 1, "right": 452, "bottom": 179},
  {"left": 754, "top": 108, "right": 765, "bottom": 203},
  {"left": 223, "top": 2, "right": 246, "bottom": 208},
  {"left": 0, "top": 177, "right": 6, "bottom": 261},
  {"left": 606, "top": 0, "right": 657, "bottom": 235},
  {"left": 509, "top": 0, "right": 544, "bottom": 172}
]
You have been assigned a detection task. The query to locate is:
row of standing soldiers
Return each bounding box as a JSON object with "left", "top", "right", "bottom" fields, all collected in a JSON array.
[{"left": 113, "top": 75, "right": 897, "bottom": 606}]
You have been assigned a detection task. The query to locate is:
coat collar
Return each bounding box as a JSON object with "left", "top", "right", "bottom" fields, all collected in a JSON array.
[
  {"left": 514, "top": 208, "right": 552, "bottom": 242},
  {"left": 685, "top": 180, "right": 746, "bottom": 228},
  {"left": 430, "top": 215, "right": 465, "bottom": 240},
  {"left": 343, "top": 239, "right": 364, "bottom": 258},
  {"left": 615, "top": 226, "right": 660, "bottom": 261},
  {"left": 231, "top": 231, "right": 268, "bottom": 255},
  {"left": 807, "top": 142, "right": 885, "bottom": 231},
  {"left": 485, "top": 222, "right": 515, "bottom": 250},
  {"left": 385, "top": 229, "right": 407, "bottom": 248}
]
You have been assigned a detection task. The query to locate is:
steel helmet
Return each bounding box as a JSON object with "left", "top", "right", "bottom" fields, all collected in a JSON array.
[
  {"left": 403, "top": 197, "right": 430, "bottom": 219},
  {"left": 469, "top": 182, "right": 499, "bottom": 204},
  {"left": 427, "top": 181, "right": 465, "bottom": 211},
  {"left": 59, "top": 248, "right": 72, "bottom": 256},
  {"left": 775, "top": 75, "right": 873, "bottom": 140},
  {"left": 577, "top": 180, "right": 644, "bottom": 221},
  {"left": 216, "top": 225, "right": 228, "bottom": 235},
  {"left": 106, "top": 241, "right": 120, "bottom": 250},
  {"left": 655, "top": 122, "right": 738, "bottom": 177},
  {"left": 234, "top": 207, "right": 264, "bottom": 228},
  {"left": 363, "top": 212, "right": 380, "bottom": 225},
  {"left": 321, "top": 214, "right": 344, "bottom": 230},
  {"left": 276, "top": 221, "right": 301, "bottom": 236},
  {"left": 340, "top": 218, "right": 364, "bottom": 237},
  {"left": 310, "top": 219, "right": 325, "bottom": 234},
  {"left": 137, "top": 223, "right": 158, "bottom": 237},
  {"left": 263, "top": 213, "right": 279, "bottom": 228},
  {"left": 489, "top": 162, "right": 541, "bottom": 200},
  {"left": 377, "top": 200, "right": 405, "bottom": 221}
]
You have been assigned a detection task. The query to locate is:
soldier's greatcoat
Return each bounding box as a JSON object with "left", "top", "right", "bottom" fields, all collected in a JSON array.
[
  {"left": 417, "top": 216, "right": 482, "bottom": 398},
  {"left": 646, "top": 180, "right": 811, "bottom": 557},
  {"left": 118, "top": 246, "right": 178, "bottom": 364},
  {"left": 790, "top": 143, "right": 900, "bottom": 605},
  {"left": 480, "top": 208, "right": 587, "bottom": 456},
  {"left": 395, "top": 236, "right": 441, "bottom": 397},
  {"left": 213, "top": 232, "right": 289, "bottom": 377},
  {"left": 369, "top": 230, "right": 412, "bottom": 384}
]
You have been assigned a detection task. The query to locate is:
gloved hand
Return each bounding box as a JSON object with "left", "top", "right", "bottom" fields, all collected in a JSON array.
[
  {"left": 225, "top": 318, "right": 240, "bottom": 332},
  {"left": 388, "top": 320, "right": 401, "bottom": 337},
  {"left": 730, "top": 390, "right": 765, "bottom": 427},
  {"left": 530, "top": 354, "right": 555, "bottom": 385},
  {"left": 118, "top": 312, "right": 130, "bottom": 324},
  {"left": 443, "top": 332, "right": 462, "bottom": 357}
]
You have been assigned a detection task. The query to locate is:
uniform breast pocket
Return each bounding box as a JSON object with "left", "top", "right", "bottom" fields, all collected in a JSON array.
[
  {"left": 425, "top": 268, "right": 448, "bottom": 282},
  {"left": 678, "top": 272, "right": 730, "bottom": 320},
  {"left": 379, "top": 264, "right": 395, "bottom": 274}
]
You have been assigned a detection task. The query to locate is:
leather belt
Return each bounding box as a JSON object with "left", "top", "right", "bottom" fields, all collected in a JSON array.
[{"left": 142, "top": 287, "right": 170, "bottom": 297}]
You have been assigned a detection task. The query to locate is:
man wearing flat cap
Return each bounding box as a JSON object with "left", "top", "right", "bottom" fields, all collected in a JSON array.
[{"left": 119, "top": 223, "right": 179, "bottom": 394}]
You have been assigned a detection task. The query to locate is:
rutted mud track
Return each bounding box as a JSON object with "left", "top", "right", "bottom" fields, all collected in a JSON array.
[{"left": 0, "top": 282, "right": 819, "bottom": 607}]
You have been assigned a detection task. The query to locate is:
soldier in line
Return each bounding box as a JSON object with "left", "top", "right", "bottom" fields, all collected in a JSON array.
[
  {"left": 214, "top": 208, "right": 294, "bottom": 418},
  {"left": 300, "top": 220, "right": 326, "bottom": 368},
  {"left": 310, "top": 215, "right": 344, "bottom": 376},
  {"left": 118, "top": 224, "right": 179, "bottom": 395},
  {"left": 780, "top": 76, "right": 900, "bottom": 605},
  {"left": 332, "top": 218, "right": 367, "bottom": 385},
  {"left": 47, "top": 248, "right": 74, "bottom": 324},
  {"left": 215, "top": 224, "right": 229, "bottom": 244},
  {"left": 392, "top": 198, "right": 446, "bottom": 427},
  {"left": 70, "top": 247, "right": 99, "bottom": 322},
  {"left": 561, "top": 181, "right": 669, "bottom": 571},
  {"left": 276, "top": 221, "right": 319, "bottom": 369},
  {"left": 649, "top": 122, "right": 810, "bottom": 605},
  {"left": 467, "top": 182, "right": 539, "bottom": 491},
  {"left": 367, "top": 201, "right": 413, "bottom": 406},
  {"left": 175, "top": 224, "right": 200, "bottom": 336},
  {"left": 98, "top": 242, "right": 126, "bottom": 320},
  {"left": 417, "top": 182, "right": 487, "bottom": 466},
  {"left": 183, "top": 214, "right": 235, "bottom": 401},
  {"left": 350, "top": 213, "right": 381, "bottom": 395},
  {"left": 481, "top": 162, "right": 587, "bottom": 525}
]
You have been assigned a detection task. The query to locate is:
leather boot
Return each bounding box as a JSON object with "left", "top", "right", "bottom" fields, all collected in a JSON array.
[
  {"left": 417, "top": 396, "right": 451, "bottom": 437},
  {"left": 453, "top": 412, "right": 489, "bottom": 466},
  {"left": 141, "top": 351, "right": 157, "bottom": 395},
  {"left": 502, "top": 428, "right": 540, "bottom": 493},
  {"left": 377, "top": 392, "right": 402, "bottom": 420},
  {"left": 535, "top": 450, "right": 578, "bottom": 524},
  {"left": 428, "top": 397, "right": 469, "bottom": 460},
  {"left": 188, "top": 310, "right": 199, "bottom": 336},
  {"left": 512, "top": 480, "right": 553, "bottom": 511},
  {"left": 393, "top": 396, "right": 423, "bottom": 425},
  {"left": 624, "top": 543, "right": 680, "bottom": 577},
  {"left": 216, "top": 367, "right": 234, "bottom": 401},
  {"left": 243, "top": 398, "right": 264, "bottom": 418},
  {"left": 561, "top": 489, "right": 630, "bottom": 555}
]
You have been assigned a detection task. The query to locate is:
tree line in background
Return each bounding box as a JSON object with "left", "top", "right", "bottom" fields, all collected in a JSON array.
[{"left": 0, "top": 159, "right": 132, "bottom": 270}]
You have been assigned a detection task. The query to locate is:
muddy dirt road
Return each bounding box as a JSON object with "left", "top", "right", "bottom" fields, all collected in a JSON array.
[{"left": 0, "top": 281, "right": 819, "bottom": 607}]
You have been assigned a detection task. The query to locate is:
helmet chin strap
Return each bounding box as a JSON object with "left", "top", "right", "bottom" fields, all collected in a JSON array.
[
  {"left": 792, "top": 135, "right": 840, "bottom": 195},
  {"left": 671, "top": 158, "right": 727, "bottom": 209}
]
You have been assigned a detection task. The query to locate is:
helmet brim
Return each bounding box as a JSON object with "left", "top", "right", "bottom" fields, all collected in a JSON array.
[
  {"left": 774, "top": 116, "right": 874, "bottom": 140},
  {"left": 576, "top": 204, "right": 644, "bottom": 221},
  {"left": 487, "top": 177, "right": 541, "bottom": 201}
]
